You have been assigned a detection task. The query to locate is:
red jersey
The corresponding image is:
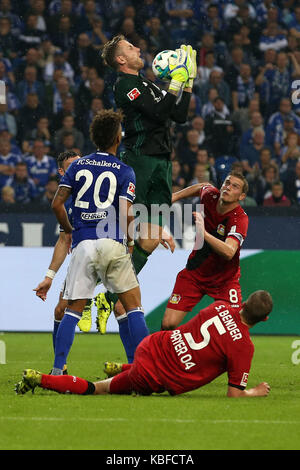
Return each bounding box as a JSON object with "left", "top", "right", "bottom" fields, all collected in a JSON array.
[
  {"left": 187, "top": 185, "right": 248, "bottom": 285},
  {"left": 145, "top": 301, "right": 254, "bottom": 395}
]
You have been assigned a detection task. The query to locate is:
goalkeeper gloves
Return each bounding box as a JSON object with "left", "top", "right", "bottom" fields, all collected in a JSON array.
[
  {"left": 168, "top": 48, "right": 190, "bottom": 93},
  {"left": 180, "top": 44, "right": 197, "bottom": 88}
]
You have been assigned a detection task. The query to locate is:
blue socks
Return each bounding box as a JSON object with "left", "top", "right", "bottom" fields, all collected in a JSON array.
[
  {"left": 117, "top": 314, "right": 135, "bottom": 363},
  {"left": 127, "top": 308, "right": 149, "bottom": 351},
  {"left": 52, "top": 319, "right": 60, "bottom": 353},
  {"left": 53, "top": 309, "right": 82, "bottom": 372}
]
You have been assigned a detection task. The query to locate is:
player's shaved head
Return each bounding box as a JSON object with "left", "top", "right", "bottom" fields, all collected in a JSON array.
[
  {"left": 90, "top": 108, "right": 123, "bottom": 151},
  {"left": 242, "top": 290, "right": 273, "bottom": 326}
]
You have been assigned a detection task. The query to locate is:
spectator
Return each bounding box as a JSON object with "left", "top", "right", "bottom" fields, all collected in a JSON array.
[
  {"left": 254, "top": 162, "right": 280, "bottom": 205},
  {"left": 68, "top": 32, "right": 103, "bottom": 77},
  {"left": 239, "top": 110, "right": 264, "bottom": 153},
  {"left": 240, "top": 128, "right": 267, "bottom": 174},
  {"left": 6, "top": 161, "right": 37, "bottom": 204},
  {"left": 47, "top": 0, "right": 78, "bottom": 28},
  {"left": 136, "top": 1, "right": 163, "bottom": 35},
  {"left": 39, "top": 175, "right": 59, "bottom": 206},
  {"left": 176, "top": 128, "right": 200, "bottom": 180},
  {"left": 0, "top": 57, "right": 15, "bottom": 89},
  {"left": 0, "top": 129, "right": 22, "bottom": 156},
  {"left": 43, "top": 49, "right": 75, "bottom": 85},
  {"left": 17, "top": 92, "right": 46, "bottom": 142},
  {"left": 263, "top": 181, "right": 291, "bottom": 207},
  {"left": 53, "top": 114, "right": 84, "bottom": 153},
  {"left": 232, "top": 63, "right": 258, "bottom": 111},
  {"left": 18, "top": 13, "right": 45, "bottom": 55},
  {"left": 196, "top": 51, "right": 223, "bottom": 86},
  {"left": 231, "top": 97, "right": 261, "bottom": 134},
  {"left": 171, "top": 159, "right": 185, "bottom": 189},
  {"left": 30, "top": 0, "right": 47, "bottom": 32},
  {"left": 266, "top": 98, "right": 300, "bottom": 158},
  {"left": 52, "top": 95, "right": 80, "bottom": 132},
  {"left": 189, "top": 162, "right": 210, "bottom": 186},
  {"left": 284, "top": 159, "right": 300, "bottom": 204},
  {"left": 201, "top": 87, "right": 219, "bottom": 119},
  {"left": 0, "top": 184, "right": 15, "bottom": 204},
  {"left": 205, "top": 96, "right": 239, "bottom": 157},
  {"left": 256, "top": 52, "right": 300, "bottom": 116},
  {"left": 0, "top": 15, "right": 18, "bottom": 61},
  {"left": 0, "top": 101, "right": 17, "bottom": 137},
  {"left": 119, "top": 17, "right": 141, "bottom": 47},
  {"left": 146, "top": 16, "right": 170, "bottom": 55},
  {"left": 164, "top": 0, "right": 196, "bottom": 48},
  {"left": 86, "top": 15, "right": 110, "bottom": 50},
  {"left": 202, "top": 3, "right": 225, "bottom": 40},
  {"left": 224, "top": 46, "right": 244, "bottom": 91},
  {"left": 23, "top": 115, "right": 51, "bottom": 152},
  {"left": 50, "top": 76, "right": 73, "bottom": 114},
  {"left": 0, "top": 0, "right": 23, "bottom": 36},
  {"left": 25, "top": 139, "right": 57, "bottom": 196},
  {"left": 14, "top": 47, "right": 44, "bottom": 82},
  {"left": 258, "top": 21, "right": 288, "bottom": 53},
  {"left": 287, "top": 5, "right": 300, "bottom": 40},
  {"left": 37, "top": 36, "right": 61, "bottom": 69},
  {"left": 77, "top": 76, "right": 111, "bottom": 112},
  {"left": 58, "top": 131, "right": 79, "bottom": 154},
  {"left": 189, "top": 116, "right": 206, "bottom": 147},
  {"left": 16, "top": 65, "right": 45, "bottom": 106},
  {"left": 197, "top": 32, "right": 228, "bottom": 70},
  {"left": 50, "top": 15, "right": 76, "bottom": 52},
  {"left": 198, "top": 69, "right": 231, "bottom": 108},
  {"left": 81, "top": 96, "right": 104, "bottom": 138},
  {"left": 0, "top": 138, "right": 21, "bottom": 190}
]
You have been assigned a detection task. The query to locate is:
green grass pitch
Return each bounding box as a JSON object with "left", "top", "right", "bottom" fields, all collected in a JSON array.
[{"left": 1, "top": 332, "right": 300, "bottom": 450}]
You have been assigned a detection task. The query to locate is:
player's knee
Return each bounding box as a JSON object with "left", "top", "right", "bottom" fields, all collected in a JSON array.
[
  {"left": 54, "top": 305, "right": 65, "bottom": 321},
  {"left": 114, "top": 300, "right": 126, "bottom": 318}
]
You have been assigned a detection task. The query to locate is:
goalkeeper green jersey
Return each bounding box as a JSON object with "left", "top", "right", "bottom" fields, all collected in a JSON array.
[{"left": 114, "top": 72, "right": 191, "bottom": 158}]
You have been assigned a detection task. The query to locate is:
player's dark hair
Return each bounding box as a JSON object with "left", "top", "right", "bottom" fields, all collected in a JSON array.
[
  {"left": 57, "top": 150, "right": 79, "bottom": 169},
  {"left": 228, "top": 171, "right": 249, "bottom": 195},
  {"left": 101, "top": 34, "right": 125, "bottom": 70},
  {"left": 89, "top": 108, "right": 123, "bottom": 151},
  {"left": 242, "top": 290, "right": 273, "bottom": 326}
]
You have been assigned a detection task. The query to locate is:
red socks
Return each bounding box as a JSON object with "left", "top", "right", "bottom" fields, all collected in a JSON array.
[{"left": 41, "top": 374, "right": 94, "bottom": 395}]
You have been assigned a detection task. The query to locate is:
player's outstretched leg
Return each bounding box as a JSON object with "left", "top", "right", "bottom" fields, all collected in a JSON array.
[
  {"left": 15, "top": 369, "right": 112, "bottom": 395},
  {"left": 15, "top": 369, "right": 42, "bottom": 395},
  {"left": 77, "top": 298, "right": 93, "bottom": 333}
]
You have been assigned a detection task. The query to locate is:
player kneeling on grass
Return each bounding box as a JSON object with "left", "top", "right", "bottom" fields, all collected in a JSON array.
[{"left": 15, "top": 290, "right": 272, "bottom": 398}]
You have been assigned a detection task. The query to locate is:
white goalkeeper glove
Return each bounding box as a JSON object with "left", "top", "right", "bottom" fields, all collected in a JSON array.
[
  {"left": 168, "top": 48, "right": 190, "bottom": 94},
  {"left": 180, "top": 44, "right": 197, "bottom": 88}
]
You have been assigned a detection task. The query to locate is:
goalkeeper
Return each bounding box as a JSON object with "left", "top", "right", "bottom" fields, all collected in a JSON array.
[{"left": 97, "top": 36, "right": 196, "bottom": 352}]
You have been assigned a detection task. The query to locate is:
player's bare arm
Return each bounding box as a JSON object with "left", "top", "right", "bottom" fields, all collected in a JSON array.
[
  {"left": 51, "top": 186, "right": 73, "bottom": 234},
  {"left": 172, "top": 183, "right": 213, "bottom": 203},
  {"left": 119, "top": 197, "right": 135, "bottom": 253},
  {"left": 193, "top": 211, "right": 239, "bottom": 260},
  {"left": 205, "top": 232, "right": 239, "bottom": 261},
  {"left": 33, "top": 232, "right": 70, "bottom": 301},
  {"left": 227, "top": 382, "right": 270, "bottom": 398}
]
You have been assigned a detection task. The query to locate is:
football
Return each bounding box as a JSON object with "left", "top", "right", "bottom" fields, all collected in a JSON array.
[{"left": 152, "top": 49, "right": 177, "bottom": 80}]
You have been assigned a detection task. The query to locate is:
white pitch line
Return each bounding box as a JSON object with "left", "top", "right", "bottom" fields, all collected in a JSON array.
[{"left": 0, "top": 417, "right": 299, "bottom": 425}]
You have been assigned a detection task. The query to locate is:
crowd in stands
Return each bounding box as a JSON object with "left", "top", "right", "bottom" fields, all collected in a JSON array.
[{"left": 1, "top": 0, "right": 300, "bottom": 210}]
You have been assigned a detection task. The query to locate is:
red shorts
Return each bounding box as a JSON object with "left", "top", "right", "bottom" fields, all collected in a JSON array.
[
  {"left": 166, "top": 268, "right": 242, "bottom": 312},
  {"left": 110, "top": 336, "right": 165, "bottom": 395}
]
